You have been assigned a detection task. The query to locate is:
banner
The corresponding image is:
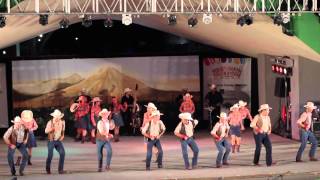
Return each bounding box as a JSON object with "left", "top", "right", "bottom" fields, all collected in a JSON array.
[
  {"left": 0, "top": 63, "right": 8, "bottom": 127},
  {"left": 202, "top": 58, "right": 251, "bottom": 120}
]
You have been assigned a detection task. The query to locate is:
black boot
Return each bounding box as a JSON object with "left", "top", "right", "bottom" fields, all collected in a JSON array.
[
  {"left": 98, "top": 160, "right": 103, "bottom": 172},
  {"left": 91, "top": 137, "right": 96, "bottom": 144},
  {"left": 28, "top": 156, "right": 32, "bottom": 165},
  {"left": 81, "top": 136, "right": 85, "bottom": 144},
  {"left": 15, "top": 156, "right": 21, "bottom": 166}
]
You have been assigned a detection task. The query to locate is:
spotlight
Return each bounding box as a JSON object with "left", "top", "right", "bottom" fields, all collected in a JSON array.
[
  {"left": 202, "top": 14, "right": 212, "bottom": 25},
  {"left": 82, "top": 15, "right": 92, "bottom": 28},
  {"left": 188, "top": 16, "right": 198, "bottom": 28},
  {"left": 281, "top": 13, "right": 290, "bottom": 24},
  {"left": 237, "top": 14, "right": 253, "bottom": 26},
  {"left": 104, "top": 17, "right": 113, "bottom": 28},
  {"left": 237, "top": 16, "right": 246, "bottom": 26},
  {"left": 273, "top": 14, "right": 282, "bottom": 26},
  {"left": 168, "top": 14, "right": 177, "bottom": 25},
  {"left": 59, "top": 18, "right": 69, "bottom": 29},
  {"left": 39, "top": 14, "right": 48, "bottom": 26},
  {"left": 122, "top": 14, "right": 132, "bottom": 26},
  {"left": 0, "top": 16, "right": 6, "bottom": 28}
]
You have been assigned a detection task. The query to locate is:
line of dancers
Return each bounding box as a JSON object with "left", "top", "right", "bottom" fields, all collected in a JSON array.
[{"left": 3, "top": 98, "right": 319, "bottom": 176}]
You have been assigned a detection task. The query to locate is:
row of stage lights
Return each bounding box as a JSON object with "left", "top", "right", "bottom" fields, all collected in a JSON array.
[
  {"left": 0, "top": 12, "right": 296, "bottom": 29},
  {"left": 272, "top": 64, "right": 293, "bottom": 76}
]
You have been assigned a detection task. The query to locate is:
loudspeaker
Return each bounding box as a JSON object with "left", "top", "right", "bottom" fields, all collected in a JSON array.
[{"left": 274, "top": 77, "right": 290, "bottom": 97}]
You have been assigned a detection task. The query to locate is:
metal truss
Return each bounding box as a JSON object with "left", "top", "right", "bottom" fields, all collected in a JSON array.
[{"left": 0, "top": 0, "right": 319, "bottom": 15}]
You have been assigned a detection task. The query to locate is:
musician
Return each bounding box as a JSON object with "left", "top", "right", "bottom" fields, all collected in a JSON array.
[
  {"left": 109, "top": 96, "right": 125, "bottom": 142},
  {"left": 174, "top": 112, "right": 199, "bottom": 170},
  {"left": 89, "top": 97, "right": 102, "bottom": 144},
  {"left": 179, "top": 93, "right": 195, "bottom": 114},
  {"left": 211, "top": 112, "right": 231, "bottom": 168},
  {"left": 205, "top": 84, "right": 223, "bottom": 125},
  {"left": 296, "top": 102, "right": 318, "bottom": 162},
  {"left": 121, "top": 88, "right": 134, "bottom": 135},
  {"left": 96, "top": 109, "right": 115, "bottom": 172},
  {"left": 250, "top": 104, "right": 273, "bottom": 166},
  {"left": 228, "top": 104, "right": 244, "bottom": 153},
  {"left": 141, "top": 110, "right": 166, "bottom": 170},
  {"left": 176, "top": 88, "right": 189, "bottom": 106}
]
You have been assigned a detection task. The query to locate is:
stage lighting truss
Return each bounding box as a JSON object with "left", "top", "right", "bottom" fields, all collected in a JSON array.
[{"left": 2, "top": 0, "right": 319, "bottom": 15}]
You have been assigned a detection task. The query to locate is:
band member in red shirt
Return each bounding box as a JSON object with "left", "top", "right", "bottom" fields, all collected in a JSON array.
[
  {"left": 72, "top": 95, "right": 90, "bottom": 143},
  {"left": 109, "top": 96, "right": 125, "bottom": 142},
  {"left": 89, "top": 97, "right": 102, "bottom": 144},
  {"left": 179, "top": 93, "right": 195, "bottom": 114}
]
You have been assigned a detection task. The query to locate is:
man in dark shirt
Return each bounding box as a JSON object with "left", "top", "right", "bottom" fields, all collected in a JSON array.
[
  {"left": 205, "top": 84, "right": 224, "bottom": 128},
  {"left": 121, "top": 88, "right": 134, "bottom": 135}
]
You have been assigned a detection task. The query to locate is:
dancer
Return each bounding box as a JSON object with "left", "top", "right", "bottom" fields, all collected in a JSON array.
[
  {"left": 89, "top": 97, "right": 102, "bottom": 144},
  {"left": 45, "top": 109, "right": 66, "bottom": 174},
  {"left": 250, "top": 104, "right": 273, "bottom": 166},
  {"left": 296, "top": 102, "right": 318, "bottom": 162},
  {"left": 228, "top": 104, "right": 244, "bottom": 153},
  {"left": 96, "top": 109, "right": 115, "bottom": 172},
  {"left": 109, "top": 96, "right": 125, "bottom": 142},
  {"left": 238, "top": 100, "right": 253, "bottom": 127},
  {"left": 141, "top": 110, "right": 166, "bottom": 170},
  {"left": 211, "top": 112, "right": 231, "bottom": 168},
  {"left": 174, "top": 112, "right": 199, "bottom": 170},
  {"left": 74, "top": 95, "right": 90, "bottom": 143},
  {"left": 179, "top": 93, "right": 195, "bottom": 114},
  {"left": 3, "top": 116, "right": 29, "bottom": 176}
]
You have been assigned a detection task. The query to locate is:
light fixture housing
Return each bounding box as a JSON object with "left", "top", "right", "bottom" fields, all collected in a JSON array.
[{"left": 122, "top": 14, "right": 132, "bottom": 26}]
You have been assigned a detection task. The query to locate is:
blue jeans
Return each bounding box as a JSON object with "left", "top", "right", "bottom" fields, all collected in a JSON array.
[
  {"left": 253, "top": 133, "right": 272, "bottom": 166},
  {"left": 180, "top": 137, "right": 199, "bottom": 168},
  {"left": 146, "top": 139, "right": 163, "bottom": 168},
  {"left": 296, "top": 129, "right": 318, "bottom": 160},
  {"left": 46, "top": 141, "right": 65, "bottom": 172},
  {"left": 215, "top": 138, "right": 231, "bottom": 165},
  {"left": 96, "top": 140, "right": 112, "bottom": 168},
  {"left": 7, "top": 143, "right": 28, "bottom": 175}
]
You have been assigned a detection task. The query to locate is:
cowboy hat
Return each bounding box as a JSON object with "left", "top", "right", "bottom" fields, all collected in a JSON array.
[
  {"left": 230, "top": 104, "right": 239, "bottom": 111},
  {"left": 99, "top": 108, "right": 111, "bottom": 117},
  {"left": 144, "top": 102, "right": 157, "bottom": 110},
  {"left": 11, "top": 116, "right": 21, "bottom": 124},
  {"left": 50, "top": 109, "right": 64, "bottom": 119},
  {"left": 210, "top": 84, "right": 216, "bottom": 90},
  {"left": 123, "top": 88, "right": 132, "bottom": 94},
  {"left": 183, "top": 93, "right": 193, "bottom": 99},
  {"left": 238, "top": 100, "right": 247, "bottom": 107},
  {"left": 151, "top": 110, "right": 164, "bottom": 117},
  {"left": 304, "top": 102, "right": 317, "bottom": 110},
  {"left": 178, "top": 112, "right": 193, "bottom": 121},
  {"left": 258, "top": 104, "right": 272, "bottom": 112},
  {"left": 21, "top": 110, "right": 33, "bottom": 123},
  {"left": 91, "top": 97, "right": 102, "bottom": 103},
  {"left": 217, "top": 112, "right": 228, "bottom": 119}
]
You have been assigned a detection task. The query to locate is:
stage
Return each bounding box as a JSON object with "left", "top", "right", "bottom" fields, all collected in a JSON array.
[{"left": 0, "top": 130, "right": 320, "bottom": 180}]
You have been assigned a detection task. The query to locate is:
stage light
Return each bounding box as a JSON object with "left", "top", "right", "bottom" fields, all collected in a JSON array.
[
  {"left": 59, "top": 18, "right": 70, "bottom": 29},
  {"left": 272, "top": 65, "right": 276, "bottom": 72},
  {"left": 82, "top": 15, "right": 92, "bottom": 28},
  {"left": 122, "top": 14, "right": 132, "bottom": 26},
  {"left": 284, "top": 68, "right": 287, "bottom": 75},
  {"left": 237, "top": 16, "right": 246, "bottom": 26},
  {"left": 276, "top": 66, "right": 279, "bottom": 72},
  {"left": 237, "top": 14, "right": 253, "bottom": 26},
  {"left": 273, "top": 14, "right": 282, "bottom": 26},
  {"left": 279, "top": 67, "right": 283, "bottom": 74},
  {"left": 281, "top": 13, "right": 290, "bottom": 24},
  {"left": 0, "top": 15, "right": 6, "bottom": 28},
  {"left": 75, "top": 37, "right": 79, "bottom": 41},
  {"left": 168, "top": 14, "right": 177, "bottom": 25},
  {"left": 202, "top": 14, "right": 212, "bottom": 24},
  {"left": 188, "top": 16, "right": 198, "bottom": 28},
  {"left": 39, "top": 14, "right": 49, "bottom": 26},
  {"left": 2, "top": 50, "right": 6, "bottom": 55},
  {"left": 104, "top": 17, "right": 113, "bottom": 28}
]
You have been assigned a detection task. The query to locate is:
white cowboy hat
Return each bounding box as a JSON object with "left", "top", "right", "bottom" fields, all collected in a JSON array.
[
  {"left": 151, "top": 110, "right": 164, "bottom": 117},
  {"left": 11, "top": 116, "right": 21, "bottom": 124},
  {"left": 21, "top": 110, "right": 34, "bottom": 122},
  {"left": 230, "top": 104, "right": 239, "bottom": 111},
  {"left": 238, "top": 100, "right": 247, "bottom": 107},
  {"left": 123, "top": 88, "right": 132, "bottom": 94},
  {"left": 304, "top": 102, "right": 317, "bottom": 110},
  {"left": 50, "top": 109, "right": 64, "bottom": 119},
  {"left": 178, "top": 112, "right": 193, "bottom": 121},
  {"left": 91, "top": 97, "right": 102, "bottom": 103},
  {"left": 70, "top": 103, "right": 79, "bottom": 113},
  {"left": 183, "top": 93, "right": 193, "bottom": 99},
  {"left": 210, "top": 84, "right": 216, "bottom": 90},
  {"left": 258, "top": 104, "right": 272, "bottom": 112},
  {"left": 99, "top": 108, "right": 111, "bottom": 117},
  {"left": 144, "top": 102, "right": 157, "bottom": 110},
  {"left": 217, "top": 112, "right": 228, "bottom": 119}
]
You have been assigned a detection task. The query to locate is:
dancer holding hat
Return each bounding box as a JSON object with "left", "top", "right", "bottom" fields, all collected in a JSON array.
[
  {"left": 3, "top": 116, "right": 29, "bottom": 176},
  {"left": 45, "top": 109, "right": 66, "bottom": 174},
  {"left": 211, "top": 112, "right": 231, "bottom": 168},
  {"left": 296, "top": 102, "right": 318, "bottom": 162}
]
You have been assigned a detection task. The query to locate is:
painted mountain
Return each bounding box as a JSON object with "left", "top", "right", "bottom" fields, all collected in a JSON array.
[{"left": 13, "top": 67, "right": 200, "bottom": 108}]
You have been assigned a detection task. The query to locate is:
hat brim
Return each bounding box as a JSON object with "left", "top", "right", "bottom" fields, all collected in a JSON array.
[
  {"left": 50, "top": 113, "right": 64, "bottom": 119},
  {"left": 258, "top": 107, "right": 272, "bottom": 112},
  {"left": 239, "top": 103, "right": 247, "bottom": 107},
  {"left": 304, "top": 105, "right": 317, "bottom": 109}
]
